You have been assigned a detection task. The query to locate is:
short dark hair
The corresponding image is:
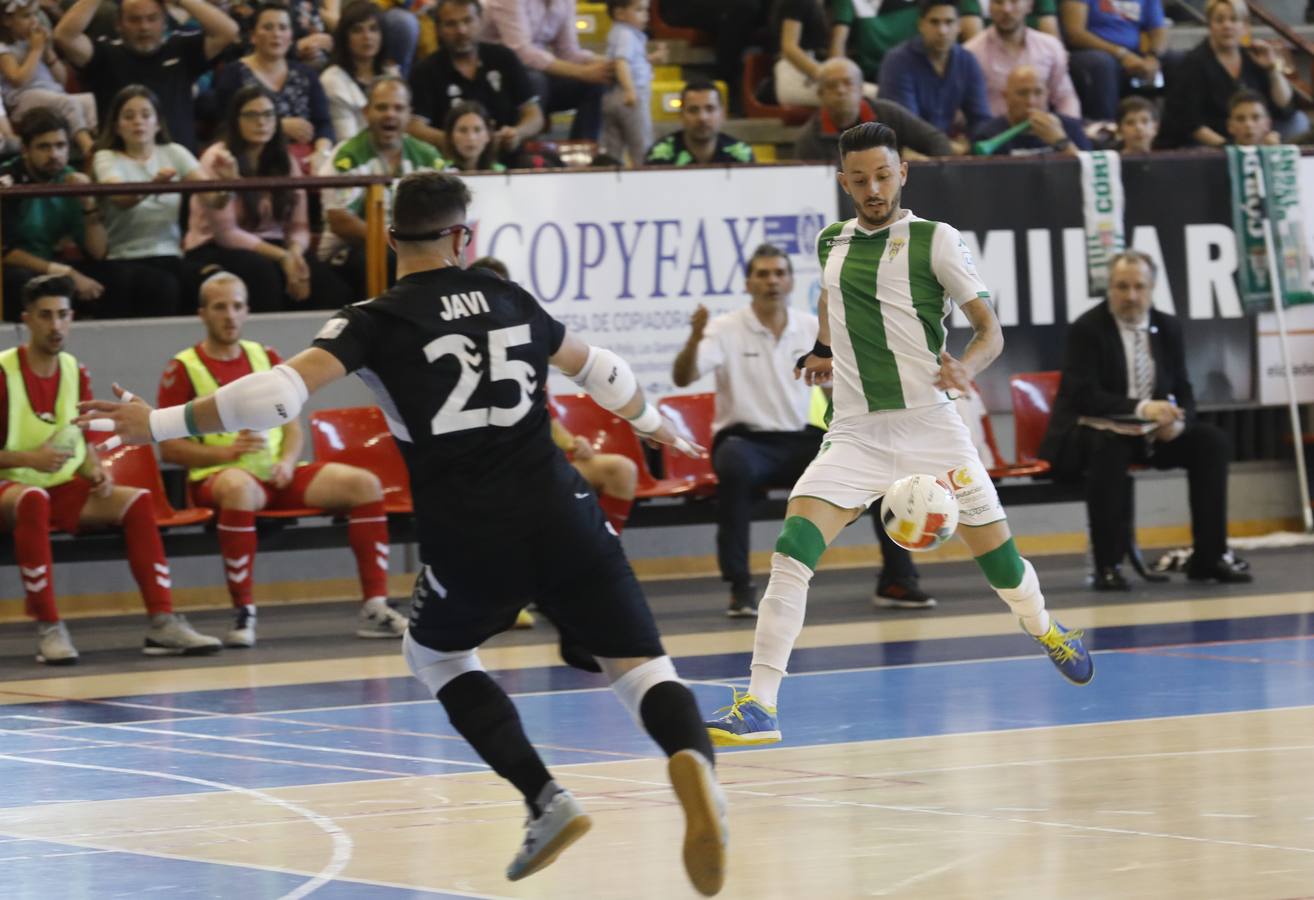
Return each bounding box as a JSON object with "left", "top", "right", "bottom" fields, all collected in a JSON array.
[
  {"left": 680, "top": 79, "right": 721, "bottom": 105},
  {"left": 22, "top": 275, "right": 74, "bottom": 309},
  {"left": 1116, "top": 95, "right": 1159, "bottom": 124},
  {"left": 118, "top": 0, "right": 167, "bottom": 17},
  {"left": 470, "top": 256, "right": 509, "bottom": 279},
  {"left": 391, "top": 171, "right": 471, "bottom": 239},
  {"left": 18, "top": 107, "right": 70, "bottom": 146},
  {"left": 838, "top": 121, "right": 900, "bottom": 162},
  {"left": 745, "top": 243, "right": 793, "bottom": 278},
  {"left": 918, "top": 0, "right": 959, "bottom": 17},
  {"left": 1109, "top": 249, "right": 1158, "bottom": 284},
  {"left": 605, "top": 0, "right": 638, "bottom": 15},
  {"left": 1228, "top": 88, "right": 1268, "bottom": 114},
  {"left": 434, "top": 0, "right": 482, "bottom": 15}
]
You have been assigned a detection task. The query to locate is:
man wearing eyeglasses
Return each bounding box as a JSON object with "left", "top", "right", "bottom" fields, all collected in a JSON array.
[{"left": 319, "top": 75, "right": 448, "bottom": 297}]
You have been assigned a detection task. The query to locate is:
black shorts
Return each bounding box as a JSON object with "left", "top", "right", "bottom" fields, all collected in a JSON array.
[{"left": 407, "top": 456, "right": 664, "bottom": 660}]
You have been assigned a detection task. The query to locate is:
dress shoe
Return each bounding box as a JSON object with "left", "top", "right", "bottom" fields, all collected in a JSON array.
[
  {"left": 1186, "top": 556, "right": 1254, "bottom": 584},
  {"left": 1090, "top": 565, "right": 1131, "bottom": 592}
]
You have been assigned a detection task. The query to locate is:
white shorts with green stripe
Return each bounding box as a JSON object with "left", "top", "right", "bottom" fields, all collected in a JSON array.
[{"left": 788, "top": 402, "right": 1005, "bottom": 527}]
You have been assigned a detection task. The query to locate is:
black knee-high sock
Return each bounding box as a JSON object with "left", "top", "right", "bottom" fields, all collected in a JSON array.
[
  {"left": 438, "top": 671, "right": 554, "bottom": 812},
  {"left": 639, "top": 681, "right": 716, "bottom": 764}
]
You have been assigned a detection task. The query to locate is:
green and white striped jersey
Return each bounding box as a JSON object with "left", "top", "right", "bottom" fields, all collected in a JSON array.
[{"left": 817, "top": 210, "right": 989, "bottom": 420}]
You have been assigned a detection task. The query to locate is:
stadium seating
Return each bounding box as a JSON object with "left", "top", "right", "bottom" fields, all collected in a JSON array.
[
  {"left": 308, "top": 406, "right": 414, "bottom": 514},
  {"left": 741, "top": 51, "right": 815, "bottom": 126},
  {"left": 97, "top": 442, "right": 215, "bottom": 529},
  {"left": 550, "top": 393, "right": 703, "bottom": 498},
  {"left": 1008, "top": 371, "right": 1061, "bottom": 470},
  {"left": 655, "top": 392, "right": 718, "bottom": 495}
]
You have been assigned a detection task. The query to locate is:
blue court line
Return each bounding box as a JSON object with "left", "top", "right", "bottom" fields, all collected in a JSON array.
[
  {"left": 3, "top": 608, "right": 1311, "bottom": 728},
  {"left": 0, "top": 635, "right": 1310, "bottom": 809},
  {"left": 0, "top": 838, "right": 484, "bottom": 900}
]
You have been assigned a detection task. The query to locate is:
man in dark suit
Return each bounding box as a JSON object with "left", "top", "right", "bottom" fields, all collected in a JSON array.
[{"left": 1039, "top": 251, "right": 1251, "bottom": 590}]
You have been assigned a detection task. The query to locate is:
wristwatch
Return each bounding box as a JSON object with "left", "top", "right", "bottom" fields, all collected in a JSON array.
[{"left": 1052, "top": 137, "right": 1072, "bottom": 152}]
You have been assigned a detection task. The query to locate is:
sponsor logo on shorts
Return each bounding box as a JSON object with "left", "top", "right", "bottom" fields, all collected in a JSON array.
[{"left": 948, "top": 466, "right": 974, "bottom": 489}]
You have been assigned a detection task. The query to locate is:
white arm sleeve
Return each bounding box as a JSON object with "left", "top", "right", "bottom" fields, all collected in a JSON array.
[
  {"left": 213, "top": 364, "right": 309, "bottom": 431},
  {"left": 570, "top": 345, "right": 638, "bottom": 411}
]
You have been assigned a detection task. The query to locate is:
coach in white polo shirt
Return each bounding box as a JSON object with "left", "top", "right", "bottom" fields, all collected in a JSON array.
[{"left": 672, "top": 243, "right": 930, "bottom": 618}]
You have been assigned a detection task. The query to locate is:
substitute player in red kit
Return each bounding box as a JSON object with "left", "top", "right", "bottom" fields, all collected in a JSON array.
[
  {"left": 0, "top": 275, "right": 220, "bottom": 664},
  {"left": 157, "top": 270, "right": 407, "bottom": 647}
]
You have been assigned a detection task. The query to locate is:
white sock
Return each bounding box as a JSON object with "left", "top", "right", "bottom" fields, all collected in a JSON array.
[
  {"left": 747, "top": 553, "right": 814, "bottom": 708},
  {"left": 996, "top": 558, "right": 1051, "bottom": 636}
]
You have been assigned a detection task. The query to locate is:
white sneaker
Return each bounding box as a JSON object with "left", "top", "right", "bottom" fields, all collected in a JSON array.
[
  {"left": 506, "top": 785, "right": 592, "bottom": 881},
  {"left": 225, "top": 606, "right": 256, "bottom": 648},
  {"left": 356, "top": 596, "right": 407, "bottom": 638},
  {"left": 669, "top": 750, "right": 728, "bottom": 897},
  {"left": 142, "top": 613, "right": 222, "bottom": 656},
  {"left": 36, "top": 621, "right": 79, "bottom": 666}
]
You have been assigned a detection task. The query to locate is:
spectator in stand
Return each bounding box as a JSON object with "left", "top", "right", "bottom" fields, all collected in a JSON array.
[
  {"left": 1, "top": 109, "right": 109, "bottom": 321},
  {"left": 320, "top": 0, "right": 397, "bottom": 143},
  {"left": 878, "top": 0, "right": 991, "bottom": 153},
  {"left": 771, "top": 0, "right": 828, "bottom": 107},
  {"left": 186, "top": 84, "right": 352, "bottom": 311},
  {"left": 319, "top": 76, "right": 446, "bottom": 293},
  {"left": 965, "top": 0, "right": 1079, "bottom": 119},
  {"left": 0, "top": 275, "right": 222, "bottom": 664},
  {"left": 0, "top": 0, "right": 97, "bottom": 161},
  {"left": 658, "top": 0, "right": 767, "bottom": 110},
  {"left": 482, "top": 0, "right": 613, "bottom": 141},
  {"left": 1158, "top": 0, "right": 1294, "bottom": 148},
  {"left": 600, "top": 0, "right": 658, "bottom": 165},
  {"left": 0, "top": 93, "right": 16, "bottom": 156},
  {"left": 644, "top": 80, "right": 755, "bottom": 165},
  {"left": 1115, "top": 94, "right": 1157, "bottom": 152},
  {"left": 1060, "top": 0, "right": 1168, "bottom": 122},
  {"left": 54, "top": 0, "right": 238, "bottom": 152},
  {"left": 408, "top": 0, "right": 542, "bottom": 157},
  {"left": 829, "top": 0, "right": 921, "bottom": 85},
  {"left": 289, "top": 0, "right": 335, "bottom": 69},
  {"left": 211, "top": 3, "right": 335, "bottom": 171},
  {"left": 1226, "top": 87, "right": 1277, "bottom": 146},
  {"left": 794, "top": 57, "right": 953, "bottom": 162},
  {"left": 91, "top": 84, "right": 208, "bottom": 317},
  {"left": 443, "top": 99, "right": 504, "bottom": 170},
  {"left": 960, "top": 0, "right": 1058, "bottom": 40},
  {"left": 971, "top": 64, "right": 1089, "bottom": 155},
  {"left": 370, "top": 0, "right": 421, "bottom": 76}
]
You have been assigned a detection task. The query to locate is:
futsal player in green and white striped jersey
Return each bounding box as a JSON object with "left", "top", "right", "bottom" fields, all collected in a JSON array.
[{"left": 706, "top": 122, "right": 1093, "bottom": 747}]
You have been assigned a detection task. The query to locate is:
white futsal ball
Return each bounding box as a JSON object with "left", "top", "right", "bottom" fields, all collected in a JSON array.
[{"left": 880, "top": 474, "right": 959, "bottom": 552}]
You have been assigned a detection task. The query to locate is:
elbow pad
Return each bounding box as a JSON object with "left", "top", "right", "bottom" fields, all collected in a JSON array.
[
  {"left": 571, "top": 346, "right": 637, "bottom": 411},
  {"left": 213, "top": 364, "right": 309, "bottom": 432}
]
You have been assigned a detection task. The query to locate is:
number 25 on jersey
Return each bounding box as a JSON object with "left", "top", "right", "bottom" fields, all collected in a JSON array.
[{"left": 425, "top": 325, "right": 536, "bottom": 436}]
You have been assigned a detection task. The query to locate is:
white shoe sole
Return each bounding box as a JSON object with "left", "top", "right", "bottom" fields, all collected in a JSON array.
[
  {"left": 35, "top": 653, "right": 78, "bottom": 666},
  {"left": 224, "top": 633, "right": 255, "bottom": 648},
  {"left": 355, "top": 626, "right": 406, "bottom": 639},
  {"left": 142, "top": 642, "right": 222, "bottom": 657},
  {"left": 669, "top": 750, "right": 727, "bottom": 897},
  {"left": 872, "top": 595, "right": 938, "bottom": 610},
  {"left": 506, "top": 811, "right": 592, "bottom": 881}
]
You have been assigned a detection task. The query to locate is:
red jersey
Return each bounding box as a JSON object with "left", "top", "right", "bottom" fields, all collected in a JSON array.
[
  {"left": 157, "top": 343, "right": 284, "bottom": 407},
  {"left": 0, "top": 346, "right": 93, "bottom": 448}
]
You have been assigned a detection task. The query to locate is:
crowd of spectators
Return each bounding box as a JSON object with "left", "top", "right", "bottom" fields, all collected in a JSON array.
[{"left": 0, "top": 0, "right": 1309, "bottom": 320}]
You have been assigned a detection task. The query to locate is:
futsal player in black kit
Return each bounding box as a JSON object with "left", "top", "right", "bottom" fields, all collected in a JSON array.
[{"left": 77, "top": 171, "right": 729, "bottom": 897}]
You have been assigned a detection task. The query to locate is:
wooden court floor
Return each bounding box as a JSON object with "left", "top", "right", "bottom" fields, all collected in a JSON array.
[{"left": 1, "top": 568, "right": 1312, "bottom": 899}]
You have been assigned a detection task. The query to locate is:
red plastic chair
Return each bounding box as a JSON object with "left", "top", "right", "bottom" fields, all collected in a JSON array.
[
  {"left": 309, "top": 407, "right": 413, "bottom": 514},
  {"left": 97, "top": 441, "right": 215, "bottom": 528},
  {"left": 655, "top": 393, "right": 718, "bottom": 495},
  {"left": 1008, "top": 371, "right": 1061, "bottom": 470},
  {"left": 550, "top": 393, "right": 701, "bottom": 499},
  {"left": 742, "top": 51, "right": 815, "bottom": 126}
]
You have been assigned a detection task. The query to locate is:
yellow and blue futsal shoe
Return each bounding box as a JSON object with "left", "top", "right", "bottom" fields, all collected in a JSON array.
[
  {"left": 704, "top": 691, "right": 780, "bottom": 746},
  {"left": 1032, "top": 619, "right": 1094, "bottom": 685}
]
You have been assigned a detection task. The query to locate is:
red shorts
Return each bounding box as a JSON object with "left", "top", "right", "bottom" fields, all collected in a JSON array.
[
  {"left": 189, "top": 461, "right": 327, "bottom": 511},
  {"left": 0, "top": 477, "right": 94, "bottom": 534}
]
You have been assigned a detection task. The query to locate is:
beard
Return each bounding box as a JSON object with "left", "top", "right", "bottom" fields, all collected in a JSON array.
[{"left": 855, "top": 187, "right": 902, "bottom": 229}]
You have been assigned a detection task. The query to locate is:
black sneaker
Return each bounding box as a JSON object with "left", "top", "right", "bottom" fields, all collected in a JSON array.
[
  {"left": 873, "top": 579, "right": 937, "bottom": 610},
  {"left": 725, "top": 584, "right": 758, "bottom": 618}
]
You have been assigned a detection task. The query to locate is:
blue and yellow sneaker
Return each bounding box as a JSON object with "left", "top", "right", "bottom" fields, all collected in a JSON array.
[
  {"left": 1032, "top": 619, "right": 1094, "bottom": 685},
  {"left": 704, "top": 692, "right": 781, "bottom": 746}
]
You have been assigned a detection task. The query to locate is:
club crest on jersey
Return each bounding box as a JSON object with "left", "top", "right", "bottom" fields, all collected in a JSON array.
[
  {"left": 886, "top": 238, "right": 906, "bottom": 262},
  {"left": 439, "top": 290, "right": 490, "bottom": 321}
]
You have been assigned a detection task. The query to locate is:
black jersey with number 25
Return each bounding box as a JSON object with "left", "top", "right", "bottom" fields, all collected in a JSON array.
[{"left": 312, "top": 266, "right": 567, "bottom": 542}]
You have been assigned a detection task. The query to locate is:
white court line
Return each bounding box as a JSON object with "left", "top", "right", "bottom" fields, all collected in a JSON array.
[
  {"left": 869, "top": 852, "right": 983, "bottom": 897},
  {"left": 0, "top": 752, "right": 354, "bottom": 900}
]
